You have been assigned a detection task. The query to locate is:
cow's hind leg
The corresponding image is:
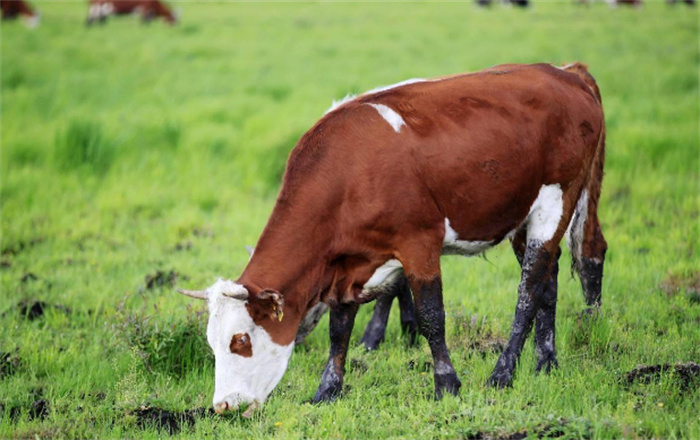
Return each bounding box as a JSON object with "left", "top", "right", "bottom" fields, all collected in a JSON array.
[
  {"left": 360, "top": 289, "right": 395, "bottom": 351},
  {"left": 488, "top": 239, "right": 554, "bottom": 387},
  {"left": 510, "top": 228, "right": 561, "bottom": 374},
  {"left": 569, "top": 202, "right": 607, "bottom": 309},
  {"left": 489, "top": 183, "right": 578, "bottom": 388},
  {"left": 396, "top": 275, "right": 418, "bottom": 345},
  {"left": 312, "top": 302, "right": 358, "bottom": 403},
  {"left": 534, "top": 247, "right": 560, "bottom": 373}
]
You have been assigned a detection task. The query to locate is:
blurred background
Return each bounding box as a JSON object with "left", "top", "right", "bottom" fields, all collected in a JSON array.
[{"left": 1, "top": 1, "right": 698, "bottom": 438}]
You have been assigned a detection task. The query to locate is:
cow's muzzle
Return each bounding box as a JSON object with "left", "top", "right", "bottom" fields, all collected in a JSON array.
[{"left": 213, "top": 395, "right": 259, "bottom": 418}]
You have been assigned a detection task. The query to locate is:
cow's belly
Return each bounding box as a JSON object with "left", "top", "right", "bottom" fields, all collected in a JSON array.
[
  {"left": 441, "top": 218, "right": 495, "bottom": 256},
  {"left": 361, "top": 218, "right": 498, "bottom": 294}
]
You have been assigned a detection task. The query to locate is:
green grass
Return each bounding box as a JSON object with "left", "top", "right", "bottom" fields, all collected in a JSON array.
[{"left": 1, "top": 1, "right": 699, "bottom": 438}]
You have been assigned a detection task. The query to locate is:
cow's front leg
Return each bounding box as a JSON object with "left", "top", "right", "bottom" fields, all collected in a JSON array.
[
  {"left": 312, "top": 302, "right": 359, "bottom": 403},
  {"left": 488, "top": 241, "right": 553, "bottom": 388},
  {"left": 408, "top": 275, "right": 461, "bottom": 398}
]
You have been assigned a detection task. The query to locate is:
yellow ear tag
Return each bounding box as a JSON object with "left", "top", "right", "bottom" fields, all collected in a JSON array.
[{"left": 278, "top": 310, "right": 284, "bottom": 322}]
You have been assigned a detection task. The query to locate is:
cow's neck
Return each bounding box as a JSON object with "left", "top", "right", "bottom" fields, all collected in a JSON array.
[{"left": 237, "top": 196, "right": 335, "bottom": 344}]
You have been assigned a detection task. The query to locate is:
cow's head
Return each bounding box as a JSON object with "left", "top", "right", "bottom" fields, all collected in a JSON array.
[{"left": 177, "top": 279, "right": 293, "bottom": 415}]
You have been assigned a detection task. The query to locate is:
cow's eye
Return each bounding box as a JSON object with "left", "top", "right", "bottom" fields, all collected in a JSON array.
[{"left": 229, "top": 332, "right": 252, "bottom": 357}]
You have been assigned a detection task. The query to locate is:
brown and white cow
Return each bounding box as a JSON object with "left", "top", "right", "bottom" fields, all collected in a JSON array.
[
  {"left": 1, "top": 0, "right": 40, "bottom": 28},
  {"left": 177, "top": 63, "right": 608, "bottom": 415},
  {"left": 86, "top": 0, "right": 177, "bottom": 26}
]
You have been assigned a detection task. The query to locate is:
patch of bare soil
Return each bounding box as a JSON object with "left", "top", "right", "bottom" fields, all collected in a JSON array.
[
  {"left": 15, "top": 300, "right": 71, "bottom": 321},
  {"left": 1, "top": 389, "right": 49, "bottom": 422},
  {"left": 144, "top": 269, "right": 185, "bottom": 290},
  {"left": 464, "top": 418, "right": 583, "bottom": 440},
  {"left": 660, "top": 271, "right": 700, "bottom": 304},
  {"left": 131, "top": 406, "right": 214, "bottom": 434},
  {"left": 624, "top": 362, "right": 700, "bottom": 390},
  {"left": 349, "top": 359, "right": 368, "bottom": 375},
  {"left": 20, "top": 272, "right": 39, "bottom": 283},
  {"left": 0, "top": 350, "right": 22, "bottom": 378},
  {"left": 451, "top": 313, "right": 507, "bottom": 356}
]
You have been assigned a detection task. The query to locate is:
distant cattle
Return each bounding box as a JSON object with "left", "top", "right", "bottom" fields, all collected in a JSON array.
[
  {"left": 1, "top": 0, "right": 40, "bottom": 27},
  {"left": 666, "top": 0, "right": 695, "bottom": 5},
  {"left": 476, "top": 0, "right": 530, "bottom": 6},
  {"left": 178, "top": 62, "right": 607, "bottom": 415},
  {"left": 612, "top": 0, "right": 643, "bottom": 5},
  {"left": 86, "top": 0, "right": 177, "bottom": 26}
]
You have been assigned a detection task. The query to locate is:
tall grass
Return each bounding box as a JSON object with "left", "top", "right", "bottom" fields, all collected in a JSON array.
[{"left": 54, "top": 118, "right": 115, "bottom": 173}]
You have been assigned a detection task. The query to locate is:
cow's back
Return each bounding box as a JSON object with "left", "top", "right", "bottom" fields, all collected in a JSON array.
[{"left": 284, "top": 64, "right": 604, "bottom": 248}]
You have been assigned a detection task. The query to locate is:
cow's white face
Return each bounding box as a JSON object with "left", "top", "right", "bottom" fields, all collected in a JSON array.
[{"left": 201, "top": 279, "right": 294, "bottom": 414}]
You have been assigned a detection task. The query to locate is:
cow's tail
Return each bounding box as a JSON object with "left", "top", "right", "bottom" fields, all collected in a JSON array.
[{"left": 562, "top": 62, "right": 608, "bottom": 308}]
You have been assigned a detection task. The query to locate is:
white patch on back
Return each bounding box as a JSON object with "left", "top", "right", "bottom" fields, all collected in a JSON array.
[
  {"left": 205, "top": 279, "right": 293, "bottom": 411},
  {"left": 366, "top": 103, "right": 406, "bottom": 133},
  {"left": 364, "top": 78, "right": 427, "bottom": 95},
  {"left": 363, "top": 259, "right": 403, "bottom": 290},
  {"left": 526, "top": 184, "right": 564, "bottom": 243},
  {"left": 325, "top": 94, "right": 356, "bottom": 114},
  {"left": 442, "top": 218, "right": 493, "bottom": 256},
  {"left": 325, "top": 78, "right": 427, "bottom": 115}
]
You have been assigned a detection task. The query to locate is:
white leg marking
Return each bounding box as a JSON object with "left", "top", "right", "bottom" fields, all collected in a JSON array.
[
  {"left": 527, "top": 184, "right": 564, "bottom": 243},
  {"left": 442, "top": 218, "right": 493, "bottom": 256},
  {"left": 565, "top": 189, "right": 588, "bottom": 256},
  {"left": 366, "top": 103, "right": 406, "bottom": 133}
]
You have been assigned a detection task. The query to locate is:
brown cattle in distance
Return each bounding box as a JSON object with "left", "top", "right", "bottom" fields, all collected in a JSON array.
[
  {"left": 1, "top": 0, "right": 40, "bottom": 27},
  {"left": 177, "top": 63, "right": 608, "bottom": 415},
  {"left": 86, "top": 0, "right": 177, "bottom": 26}
]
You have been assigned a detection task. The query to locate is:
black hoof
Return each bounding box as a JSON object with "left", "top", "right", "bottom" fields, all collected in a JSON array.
[
  {"left": 312, "top": 374, "right": 344, "bottom": 404},
  {"left": 311, "top": 386, "right": 342, "bottom": 404},
  {"left": 360, "top": 335, "right": 383, "bottom": 352},
  {"left": 535, "top": 357, "right": 559, "bottom": 374},
  {"left": 486, "top": 370, "right": 513, "bottom": 388},
  {"left": 435, "top": 373, "right": 461, "bottom": 399}
]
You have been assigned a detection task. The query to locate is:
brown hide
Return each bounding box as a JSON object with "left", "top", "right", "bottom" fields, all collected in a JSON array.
[
  {"left": 1, "top": 0, "right": 37, "bottom": 19},
  {"left": 238, "top": 63, "right": 605, "bottom": 346}
]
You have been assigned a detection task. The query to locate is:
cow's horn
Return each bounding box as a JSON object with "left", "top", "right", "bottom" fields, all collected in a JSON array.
[
  {"left": 177, "top": 288, "right": 208, "bottom": 300},
  {"left": 222, "top": 290, "right": 249, "bottom": 300}
]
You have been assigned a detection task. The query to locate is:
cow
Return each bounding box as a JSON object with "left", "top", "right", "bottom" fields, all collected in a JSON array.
[
  {"left": 177, "top": 62, "right": 608, "bottom": 416},
  {"left": 86, "top": 0, "right": 177, "bottom": 26},
  {"left": 1, "top": 0, "right": 40, "bottom": 28}
]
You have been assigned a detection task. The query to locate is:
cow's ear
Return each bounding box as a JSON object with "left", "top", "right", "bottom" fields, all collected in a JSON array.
[{"left": 254, "top": 289, "right": 284, "bottom": 322}]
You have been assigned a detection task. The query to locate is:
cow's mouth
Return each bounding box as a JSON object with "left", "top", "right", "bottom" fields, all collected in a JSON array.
[{"left": 213, "top": 398, "right": 259, "bottom": 418}]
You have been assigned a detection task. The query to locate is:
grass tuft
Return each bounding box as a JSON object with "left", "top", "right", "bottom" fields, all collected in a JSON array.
[{"left": 53, "top": 118, "right": 116, "bottom": 174}]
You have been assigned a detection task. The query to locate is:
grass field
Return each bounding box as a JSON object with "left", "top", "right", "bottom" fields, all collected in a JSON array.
[{"left": 1, "top": 1, "right": 699, "bottom": 438}]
